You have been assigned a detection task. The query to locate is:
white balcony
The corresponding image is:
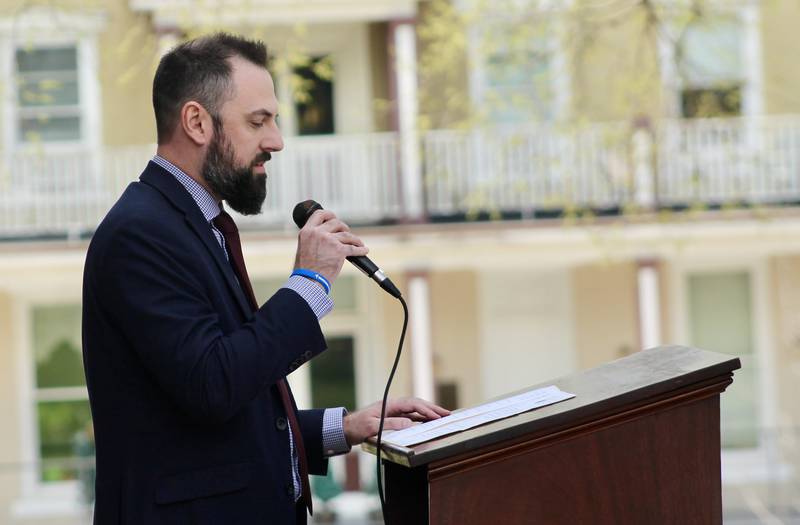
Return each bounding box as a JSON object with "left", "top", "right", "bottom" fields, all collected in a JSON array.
[
  {"left": 0, "top": 133, "right": 403, "bottom": 238},
  {"left": 129, "top": 0, "right": 417, "bottom": 27},
  {"left": 2, "top": 116, "right": 800, "bottom": 240}
]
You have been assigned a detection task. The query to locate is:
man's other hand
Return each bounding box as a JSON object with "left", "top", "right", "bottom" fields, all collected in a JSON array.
[
  {"left": 343, "top": 397, "right": 451, "bottom": 446},
  {"left": 294, "top": 209, "right": 369, "bottom": 284}
]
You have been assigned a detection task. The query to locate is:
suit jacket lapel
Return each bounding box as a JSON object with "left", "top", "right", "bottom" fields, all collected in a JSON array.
[{"left": 139, "top": 162, "right": 253, "bottom": 320}]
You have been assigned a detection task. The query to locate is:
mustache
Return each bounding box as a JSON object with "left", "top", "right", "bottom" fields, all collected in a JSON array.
[{"left": 252, "top": 152, "right": 271, "bottom": 166}]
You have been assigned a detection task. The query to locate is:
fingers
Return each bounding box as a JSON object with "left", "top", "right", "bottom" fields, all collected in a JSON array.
[
  {"left": 381, "top": 417, "right": 415, "bottom": 431},
  {"left": 334, "top": 231, "right": 366, "bottom": 248},
  {"left": 396, "top": 412, "right": 428, "bottom": 422},
  {"left": 304, "top": 215, "right": 368, "bottom": 254},
  {"left": 319, "top": 218, "right": 350, "bottom": 234},
  {"left": 304, "top": 211, "right": 351, "bottom": 236},
  {"left": 295, "top": 208, "right": 370, "bottom": 279},
  {"left": 303, "top": 209, "right": 336, "bottom": 228},
  {"left": 387, "top": 397, "right": 451, "bottom": 420}
]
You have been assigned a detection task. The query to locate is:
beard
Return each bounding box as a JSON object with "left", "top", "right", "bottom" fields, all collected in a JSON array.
[{"left": 201, "top": 121, "right": 269, "bottom": 216}]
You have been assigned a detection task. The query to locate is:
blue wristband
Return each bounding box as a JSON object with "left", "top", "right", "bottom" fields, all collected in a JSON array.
[{"left": 291, "top": 269, "right": 331, "bottom": 294}]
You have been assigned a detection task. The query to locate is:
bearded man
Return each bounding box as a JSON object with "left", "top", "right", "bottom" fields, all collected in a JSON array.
[{"left": 81, "top": 33, "right": 447, "bottom": 524}]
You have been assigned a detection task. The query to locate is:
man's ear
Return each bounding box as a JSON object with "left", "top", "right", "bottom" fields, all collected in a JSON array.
[{"left": 180, "top": 101, "right": 213, "bottom": 146}]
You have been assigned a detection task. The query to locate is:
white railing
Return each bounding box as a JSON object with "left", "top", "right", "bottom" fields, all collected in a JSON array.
[
  {"left": 234, "top": 132, "right": 402, "bottom": 229},
  {"left": 1, "top": 116, "right": 800, "bottom": 238},
  {"left": 0, "top": 145, "right": 153, "bottom": 238},
  {"left": 0, "top": 133, "right": 401, "bottom": 237},
  {"left": 424, "top": 122, "right": 633, "bottom": 215},
  {"left": 656, "top": 116, "right": 800, "bottom": 205}
]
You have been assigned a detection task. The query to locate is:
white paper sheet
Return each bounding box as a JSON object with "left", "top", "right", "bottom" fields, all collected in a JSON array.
[{"left": 382, "top": 385, "right": 575, "bottom": 447}]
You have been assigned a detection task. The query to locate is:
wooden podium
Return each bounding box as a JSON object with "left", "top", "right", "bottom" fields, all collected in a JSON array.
[{"left": 363, "top": 346, "right": 740, "bottom": 524}]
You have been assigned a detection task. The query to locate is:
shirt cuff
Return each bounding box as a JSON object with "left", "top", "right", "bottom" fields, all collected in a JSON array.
[
  {"left": 283, "top": 275, "right": 334, "bottom": 320},
  {"left": 322, "top": 407, "right": 351, "bottom": 457}
]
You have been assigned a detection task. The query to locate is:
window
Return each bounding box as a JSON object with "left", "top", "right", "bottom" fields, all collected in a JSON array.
[
  {"left": 31, "top": 305, "right": 92, "bottom": 488},
  {"left": 481, "top": 29, "right": 555, "bottom": 124},
  {"left": 309, "top": 336, "right": 356, "bottom": 411},
  {"left": 687, "top": 272, "right": 757, "bottom": 448},
  {"left": 293, "top": 55, "right": 335, "bottom": 135},
  {"left": 677, "top": 17, "right": 744, "bottom": 118},
  {"left": 658, "top": 4, "right": 762, "bottom": 120},
  {"left": 471, "top": 21, "right": 558, "bottom": 125},
  {"left": 15, "top": 45, "right": 83, "bottom": 143},
  {"left": 468, "top": 4, "right": 567, "bottom": 126}
]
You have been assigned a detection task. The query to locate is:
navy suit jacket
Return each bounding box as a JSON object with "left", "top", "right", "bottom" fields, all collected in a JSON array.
[{"left": 82, "top": 161, "right": 328, "bottom": 524}]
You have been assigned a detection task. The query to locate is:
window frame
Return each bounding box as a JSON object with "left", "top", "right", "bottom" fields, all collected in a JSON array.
[
  {"left": 670, "top": 257, "right": 788, "bottom": 484},
  {"left": 657, "top": 3, "right": 763, "bottom": 120},
  {"left": 13, "top": 298, "right": 88, "bottom": 519},
  {"left": 464, "top": 1, "right": 571, "bottom": 126},
  {"left": 0, "top": 9, "right": 103, "bottom": 155}
]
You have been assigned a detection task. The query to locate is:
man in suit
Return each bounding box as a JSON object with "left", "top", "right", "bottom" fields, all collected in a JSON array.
[{"left": 82, "top": 33, "right": 448, "bottom": 524}]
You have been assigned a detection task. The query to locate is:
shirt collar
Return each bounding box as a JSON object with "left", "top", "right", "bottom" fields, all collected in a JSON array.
[{"left": 152, "top": 155, "right": 221, "bottom": 222}]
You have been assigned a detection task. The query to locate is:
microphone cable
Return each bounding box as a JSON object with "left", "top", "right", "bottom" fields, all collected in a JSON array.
[
  {"left": 375, "top": 293, "right": 408, "bottom": 522},
  {"left": 290, "top": 199, "right": 408, "bottom": 520}
]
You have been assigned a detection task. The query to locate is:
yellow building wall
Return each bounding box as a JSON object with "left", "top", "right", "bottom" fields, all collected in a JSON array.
[
  {"left": 416, "top": 0, "right": 471, "bottom": 130},
  {"left": 761, "top": 0, "right": 800, "bottom": 115},
  {"left": 570, "top": 2, "right": 663, "bottom": 122},
  {"left": 97, "top": 1, "right": 158, "bottom": 146},
  {"left": 572, "top": 262, "right": 639, "bottom": 370},
  {"left": 429, "top": 270, "right": 480, "bottom": 409}
]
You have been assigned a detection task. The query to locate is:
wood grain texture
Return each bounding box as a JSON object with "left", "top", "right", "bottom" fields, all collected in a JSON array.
[{"left": 428, "top": 396, "right": 722, "bottom": 524}]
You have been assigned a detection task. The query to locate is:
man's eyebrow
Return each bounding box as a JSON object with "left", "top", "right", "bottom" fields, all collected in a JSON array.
[{"left": 248, "top": 109, "right": 276, "bottom": 118}]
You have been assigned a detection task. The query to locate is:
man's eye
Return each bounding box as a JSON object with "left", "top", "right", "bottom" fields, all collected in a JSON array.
[{"left": 251, "top": 121, "right": 264, "bottom": 128}]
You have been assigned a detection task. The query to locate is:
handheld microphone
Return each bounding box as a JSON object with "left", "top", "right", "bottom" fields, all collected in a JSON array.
[{"left": 292, "top": 200, "right": 402, "bottom": 299}]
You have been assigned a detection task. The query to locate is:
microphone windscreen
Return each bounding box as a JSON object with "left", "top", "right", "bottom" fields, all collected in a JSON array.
[{"left": 293, "top": 200, "right": 323, "bottom": 228}]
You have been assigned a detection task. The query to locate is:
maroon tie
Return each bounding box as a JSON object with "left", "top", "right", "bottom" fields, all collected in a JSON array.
[{"left": 213, "top": 210, "right": 313, "bottom": 514}]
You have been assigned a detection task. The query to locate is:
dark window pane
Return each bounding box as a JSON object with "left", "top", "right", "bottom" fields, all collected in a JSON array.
[
  {"left": 294, "top": 56, "right": 335, "bottom": 135},
  {"left": 681, "top": 86, "right": 742, "bottom": 118},
  {"left": 33, "top": 305, "right": 85, "bottom": 388},
  {"left": 19, "top": 115, "right": 81, "bottom": 142},
  {"left": 688, "top": 272, "right": 758, "bottom": 449},
  {"left": 310, "top": 336, "right": 356, "bottom": 411},
  {"left": 18, "top": 75, "right": 79, "bottom": 107},
  {"left": 37, "top": 400, "right": 93, "bottom": 482},
  {"left": 16, "top": 47, "right": 77, "bottom": 72},
  {"left": 435, "top": 382, "right": 459, "bottom": 411}
]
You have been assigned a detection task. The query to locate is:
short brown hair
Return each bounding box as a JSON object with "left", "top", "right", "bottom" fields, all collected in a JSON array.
[{"left": 152, "top": 32, "right": 268, "bottom": 143}]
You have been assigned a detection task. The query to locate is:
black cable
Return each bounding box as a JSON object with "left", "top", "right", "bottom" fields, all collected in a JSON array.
[{"left": 376, "top": 293, "right": 408, "bottom": 523}]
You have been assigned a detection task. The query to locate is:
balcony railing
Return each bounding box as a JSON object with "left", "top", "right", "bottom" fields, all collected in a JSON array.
[{"left": 1, "top": 115, "right": 800, "bottom": 239}]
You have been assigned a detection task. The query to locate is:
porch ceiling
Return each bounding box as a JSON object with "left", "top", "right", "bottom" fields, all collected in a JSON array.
[{"left": 129, "top": 0, "right": 417, "bottom": 28}]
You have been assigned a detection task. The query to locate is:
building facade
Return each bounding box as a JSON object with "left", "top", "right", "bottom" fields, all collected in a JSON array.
[{"left": 0, "top": 0, "right": 798, "bottom": 522}]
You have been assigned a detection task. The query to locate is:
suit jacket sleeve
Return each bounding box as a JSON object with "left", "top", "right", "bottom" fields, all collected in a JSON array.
[
  {"left": 92, "top": 216, "right": 327, "bottom": 424},
  {"left": 298, "top": 409, "right": 327, "bottom": 475}
]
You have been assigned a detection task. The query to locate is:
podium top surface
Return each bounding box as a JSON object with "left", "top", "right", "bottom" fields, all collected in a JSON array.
[{"left": 363, "top": 345, "right": 740, "bottom": 467}]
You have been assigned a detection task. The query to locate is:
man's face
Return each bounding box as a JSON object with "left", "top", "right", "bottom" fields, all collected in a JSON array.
[{"left": 201, "top": 57, "right": 283, "bottom": 215}]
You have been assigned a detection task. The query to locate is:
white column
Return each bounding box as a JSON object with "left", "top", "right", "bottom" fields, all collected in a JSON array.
[
  {"left": 394, "top": 22, "right": 422, "bottom": 219},
  {"left": 637, "top": 261, "right": 662, "bottom": 350},
  {"left": 408, "top": 273, "right": 434, "bottom": 400},
  {"left": 633, "top": 124, "right": 655, "bottom": 209}
]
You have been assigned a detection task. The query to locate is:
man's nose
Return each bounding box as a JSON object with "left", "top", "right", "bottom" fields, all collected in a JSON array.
[{"left": 263, "top": 129, "right": 284, "bottom": 152}]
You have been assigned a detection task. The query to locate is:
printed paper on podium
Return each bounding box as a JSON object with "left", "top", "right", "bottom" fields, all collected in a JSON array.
[{"left": 382, "top": 385, "right": 575, "bottom": 447}]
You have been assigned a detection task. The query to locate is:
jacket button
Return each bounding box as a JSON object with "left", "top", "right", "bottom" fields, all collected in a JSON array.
[
  {"left": 275, "top": 417, "right": 288, "bottom": 431},
  {"left": 286, "top": 483, "right": 295, "bottom": 498}
]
